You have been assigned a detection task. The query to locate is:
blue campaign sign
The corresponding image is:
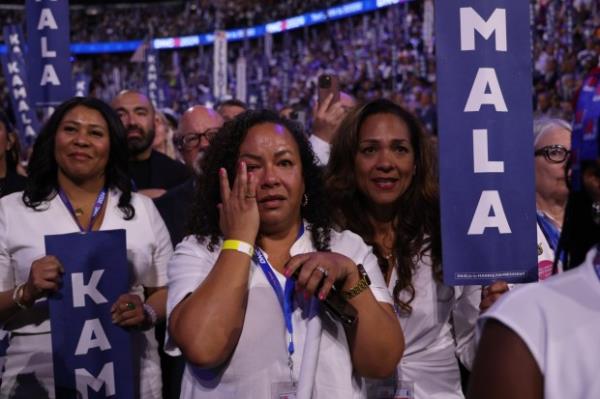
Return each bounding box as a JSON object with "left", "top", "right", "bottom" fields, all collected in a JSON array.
[
  {"left": 26, "top": 0, "right": 72, "bottom": 107},
  {"left": 0, "top": 25, "right": 41, "bottom": 148},
  {"left": 435, "top": 0, "right": 537, "bottom": 285},
  {"left": 45, "top": 230, "right": 135, "bottom": 399}
]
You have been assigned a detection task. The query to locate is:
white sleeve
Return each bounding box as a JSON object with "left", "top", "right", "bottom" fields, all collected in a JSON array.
[
  {"left": 331, "top": 230, "right": 393, "bottom": 305},
  {"left": 165, "top": 237, "right": 217, "bottom": 355},
  {"left": 452, "top": 284, "right": 481, "bottom": 370},
  {"left": 0, "top": 199, "right": 14, "bottom": 291},
  {"left": 140, "top": 195, "right": 172, "bottom": 288},
  {"left": 308, "top": 134, "right": 331, "bottom": 166}
]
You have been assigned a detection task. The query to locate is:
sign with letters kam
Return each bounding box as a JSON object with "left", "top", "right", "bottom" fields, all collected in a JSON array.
[
  {"left": 435, "top": 0, "right": 537, "bottom": 285},
  {"left": 26, "top": 0, "right": 72, "bottom": 107},
  {"left": 46, "top": 229, "right": 135, "bottom": 399}
]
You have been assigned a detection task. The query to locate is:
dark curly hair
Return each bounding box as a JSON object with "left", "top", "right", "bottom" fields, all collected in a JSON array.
[
  {"left": 188, "top": 109, "right": 332, "bottom": 251},
  {"left": 324, "top": 98, "right": 442, "bottom": 314},
  {"left": 23, "top": 96, "right": 134, "bottom": 219}
]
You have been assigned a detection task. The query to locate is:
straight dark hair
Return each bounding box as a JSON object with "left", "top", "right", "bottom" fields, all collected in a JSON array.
[{"left": 23, "top": 97, "right": 134, "bottom": 219}]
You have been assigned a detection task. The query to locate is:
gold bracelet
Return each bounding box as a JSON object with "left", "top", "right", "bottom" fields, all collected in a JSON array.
[
  {"left": 12, "top": 283, "right": 30, "bottom": 309},
  {"left": 342, "top": 264, "right": 371, "bottom": 300},
  {"left": 222, "top": 239, "right": 254, "bottom": 258}
]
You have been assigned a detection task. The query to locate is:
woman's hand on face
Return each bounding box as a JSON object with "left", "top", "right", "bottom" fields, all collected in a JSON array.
[
  {"left": 479, "top": 281, "right": 510, "bottom": 313},
  {"left": 23, "top": 256, "right": 64, "bottom": 304},
  {"left": 218, "top": 161, "right": 260, "bottom": 244},
  {"left": 285, "top": 252, "right": 357, "bottom": 301},
  {"left": 111, "top": 294, "right": 144, "bottom": 327}
]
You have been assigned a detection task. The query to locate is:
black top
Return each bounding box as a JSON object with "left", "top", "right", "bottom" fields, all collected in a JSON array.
[
  {"left": 129, "top": 150, "right": 190, "bottom": 191},
  {"left": 154, "top": 177, "right": 196, "bottom": 247},
  {"left": 0, "top": 170, "right": 27, "bottom": 197}
]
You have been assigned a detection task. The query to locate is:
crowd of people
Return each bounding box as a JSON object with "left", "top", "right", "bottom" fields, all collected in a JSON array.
[
  {"left": 0, "top": 0, "right": 349, "bottom": 43},
  {"left": 1, "top": 1, "right": 598, "bottom": 133},
  {"left": 0, "top": 1, "right": 598, "bottom": 398}
]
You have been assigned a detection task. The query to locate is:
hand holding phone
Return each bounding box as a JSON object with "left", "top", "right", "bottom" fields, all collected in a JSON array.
[{"left": 318, "top": 74, "right": 340, "bottom": 106}]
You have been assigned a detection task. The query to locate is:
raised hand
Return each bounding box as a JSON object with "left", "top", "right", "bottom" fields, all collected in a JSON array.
[
  {"left": 312, "top": 93, "right": 348, "bottom": 143},
  {"left": 217, "top": 161, "right": 260, "bottom": 244}
]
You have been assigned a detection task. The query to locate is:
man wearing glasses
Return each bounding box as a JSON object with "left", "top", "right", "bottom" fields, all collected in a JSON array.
[
  {"left": 173, "top": 106, "right": 224, "bottom": 174},
  {"left": 533, "top": 117, "right": 572, "bottom": 280}
]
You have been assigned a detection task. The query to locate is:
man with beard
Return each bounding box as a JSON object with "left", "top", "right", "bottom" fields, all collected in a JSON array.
[
  {"left": 111, "top": 90, "right": 190, "bottom": 198},
  {"left": 153, "top": 105, "right": 223, "bottom": 399}
]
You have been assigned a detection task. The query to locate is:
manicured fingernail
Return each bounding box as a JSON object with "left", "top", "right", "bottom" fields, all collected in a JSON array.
[
  {"left": 284, "top": 269, "right": 290, "bottom": 277},
  {"left": 319, "top": 293, "right": 325, "bottom": 301}
]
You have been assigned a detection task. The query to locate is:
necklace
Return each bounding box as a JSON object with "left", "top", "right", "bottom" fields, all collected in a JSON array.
[
  {"left": 383, "top": 252, "right": 394, "bottom": 260},
  {"left": 74, "top": 208, "right": 84, "bottom": 217}
]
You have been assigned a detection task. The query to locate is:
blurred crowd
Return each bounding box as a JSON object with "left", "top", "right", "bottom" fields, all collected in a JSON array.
[
  {"left": 0, "top": 0, "right": 348, "bottom": 42},
  {"left": 0, "top": 1, "right": 599, "bottom": 136}
]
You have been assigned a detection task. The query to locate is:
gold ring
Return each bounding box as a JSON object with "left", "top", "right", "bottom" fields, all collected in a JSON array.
[{"left": 316, "top": 266, "right": 328, "bottom": 277}]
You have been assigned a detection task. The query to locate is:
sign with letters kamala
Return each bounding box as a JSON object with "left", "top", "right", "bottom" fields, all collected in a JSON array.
[
  {"left": 26, "top": 0, "right": 72, "bottom": 107},
  {"left": 0, "top": 25, "right": 40, "bottom": 148},
  {"left": 45, "top": 230, "right": 134, "bottom": 399},
  {"left": 435, "top": 0, "right": 537, "bottom": 285}
]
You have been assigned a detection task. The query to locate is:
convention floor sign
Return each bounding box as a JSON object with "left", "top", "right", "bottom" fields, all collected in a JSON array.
[
  {"left": 436, "top": 0, "right": 537, "bottom": 285},
  {"left": 46, "top": 229, "right": 134, "bottom": 399}
]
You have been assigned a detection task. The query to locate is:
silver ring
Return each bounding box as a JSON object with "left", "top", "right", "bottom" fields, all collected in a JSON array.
[{"left": 316, "top": 266, "right": 328, "bottom": 277}]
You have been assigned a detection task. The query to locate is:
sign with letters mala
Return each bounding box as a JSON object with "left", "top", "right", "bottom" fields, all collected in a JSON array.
[
  {"left": 26, "top": 0, "right": 72, "bottom": 107},
  {"left": 46, "top": 230, "right": 135, "bottom": 399},
  {"left": 435, "top": 0, "right": 537, "bottom": 285}
]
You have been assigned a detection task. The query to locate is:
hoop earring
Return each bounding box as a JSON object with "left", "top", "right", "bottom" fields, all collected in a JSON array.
[{"left": 302, "top": 194, "right": 308, "bottom": 207}]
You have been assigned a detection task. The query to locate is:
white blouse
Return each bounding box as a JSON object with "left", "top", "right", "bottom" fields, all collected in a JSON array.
[
  {"left": 166, "top": 225, "right": 394, "bottom": 399},
  {"left": 368, "top": 252, "right": 480, "bottom": 399},
  {"left": 0, "top": 189, "right": 172, "bottom": 334}
]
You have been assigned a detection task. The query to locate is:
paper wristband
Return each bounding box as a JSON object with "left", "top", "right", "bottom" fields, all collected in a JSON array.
[{"left": 222, "top": 239, "right": 254, "bottom": 257}]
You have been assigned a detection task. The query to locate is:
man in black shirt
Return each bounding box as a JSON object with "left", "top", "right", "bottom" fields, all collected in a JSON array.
[
  {"left": 111, "top": 90, "right": 190, "bottom": 198},
  {"left": 155, "top": 105, "right": 224, "bottom": 245}
]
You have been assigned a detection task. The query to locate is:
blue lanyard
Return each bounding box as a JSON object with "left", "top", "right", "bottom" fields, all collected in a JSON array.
[
  {"left": 252, "top": 223, "right": 305, "bottom": 359},
  {"left": 58, "top": 188, "right": 107, "bottom": 233},
  {"left": 536, "top": 211, "right": 566, "bottom": 264}
]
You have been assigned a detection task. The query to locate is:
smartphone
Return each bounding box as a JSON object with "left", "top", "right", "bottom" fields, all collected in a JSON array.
[{"left": 318, "top": 74, "right": 340, "bottom": 106}]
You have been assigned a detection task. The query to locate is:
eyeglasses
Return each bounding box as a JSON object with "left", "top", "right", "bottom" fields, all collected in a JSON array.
[
  {"left": 534, "top": 144, "right": 571, "bottom": 163},
  {"left": 173, "top": 129, "right": 218, "bottom": 151}
]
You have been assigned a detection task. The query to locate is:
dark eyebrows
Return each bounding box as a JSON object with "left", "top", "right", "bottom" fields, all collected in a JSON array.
[
  {"left": 134, "top": 106, "right": 150, "bottom": 113},
  {"left": 60, "top": 119, "right": 106, "bottom": 130},
  {"left": 238, "top": 153, "right": 262, "bottom": 161},
  {"left": 274, "top": 149, "right": 293, "bottom": 158},
  {"left": 238, "top": 149, "right": 295, "bottom": 161},
  {"left": 359, "top": 138, "right": 410, "bottom": 145}
]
